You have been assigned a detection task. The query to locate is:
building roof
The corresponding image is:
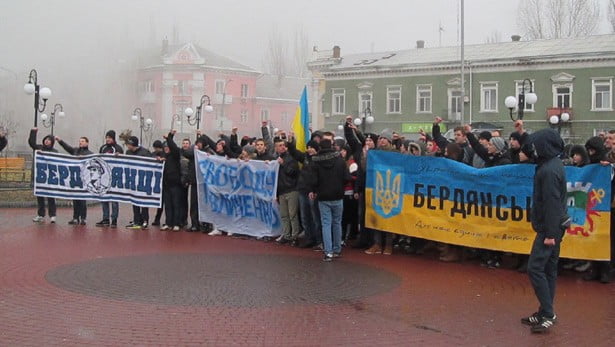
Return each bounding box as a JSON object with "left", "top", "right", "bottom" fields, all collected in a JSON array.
[
  {"left": 255, "top": 74, "right": 309, "bottom": 101},
  {"left": 139, "top": 42, "right": 259, "bottom": 73},
  {"left": 321, "top": 34, "right": 615, "bottom": 72}
]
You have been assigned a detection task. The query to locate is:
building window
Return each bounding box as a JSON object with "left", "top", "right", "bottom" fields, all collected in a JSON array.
[
  {"left": 416, "top": 85, "right": 432, "bottom": 113},
  {"left": 332, "top": 88, "right": 345, "bottom": 115},
  {"left": 241, "top": 110, "right": 248, "bottom": 123},
  {"left": 592, "top": 78, "right": 612, "bottom": 111},
  {"left": 448, "top": 89, "right": 462, "bottom": 121},
  {"left": 177, "top": 81, "right": 186, "bottom": 95},
  {"left": 480, "top": 82, "right": 498, "bottom": 112},
  {"left": 215, "top": 80, "right": 225, "bottom": 94},
  {"left": 553, "top": 84, "right": 573, "bottom": 108},
  {"left": 260, "top": 109, "right": 269, "bottom": 122},
  {"left": 359, "top": 92, "right": 372, "bottom": 114},
  {"left": 515, "top": 80, "right": 535, "bottom": 112},
  {"left": 281, "top": 111, "right": 289, "bottom": 124},
  {"left": 386, "top": 86, "right": 401, "bottom": 114},
  {"left": 241, "top": 84, "right": 249, "bottom": 98}
]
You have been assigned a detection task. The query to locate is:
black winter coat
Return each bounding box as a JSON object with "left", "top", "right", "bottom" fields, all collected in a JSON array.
[
  {"left": 58, "top": 140, "right": 93, "bottom": 156},
  {"left": 309, "top": 149, "right": 351, "bottom": 201},
  {"left": 276, "top": 151, "right": 299, "bottom": 196},
  {"left": 162, "top": 133, "right": 182, "bottom": 187},
  {"left": 99, "top": 142, "right": 124, "bottom": 155},
  {"left": 28, "top": 129, "right": 57, "bottom": 153},
  {"left": 528, "top": 129, "right": 567, "bottom": 239}
]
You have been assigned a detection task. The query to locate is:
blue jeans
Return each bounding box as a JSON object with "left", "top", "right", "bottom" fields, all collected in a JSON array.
[
  {"left": 101, "top": 201, "right": 119, "bottom": 221},
  {"left": 318, "top": 199, "right": 343, "bottom": 255},
  {"left": 299, "top": 192, "right": 321, "bottom": 244}
]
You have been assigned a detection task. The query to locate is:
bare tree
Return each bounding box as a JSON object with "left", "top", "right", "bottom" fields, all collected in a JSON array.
[
  {"left": 263, "top": 27, "right": 288, "bottom": 78},
  {"left": 484, "top": 30, "right": 503, "bottom": 44},
  {"left": 609, "top": 0, "right": 615, "bottom": 32},
  {"left": 517, "top": 0, "right": 600, "bottom": 39},
  {"left": 0, "top": 112, "right": 19, "bottom": 153},
  {"left": 292, "top": 26, "right": 310, "bottom": 78}
]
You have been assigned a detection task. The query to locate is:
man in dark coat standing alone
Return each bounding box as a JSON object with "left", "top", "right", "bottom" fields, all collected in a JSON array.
[{"left": 522, "top": 128, "right": 568, "bottom": 333}]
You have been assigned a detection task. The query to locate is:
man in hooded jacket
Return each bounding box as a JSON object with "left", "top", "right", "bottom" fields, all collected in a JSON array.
[
  {"left": 29, "top": 127, "right": 58, "bottom": 223},
  {"left": 522, "top": 128, "right": 568, "bottom": 333},
  {"left": 96, "top": 130, "right": 123, "bottom": 228}
]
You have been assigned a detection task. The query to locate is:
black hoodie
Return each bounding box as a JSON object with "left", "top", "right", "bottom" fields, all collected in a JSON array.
[
  {"left": 28, "top": 129, "right": 57, "bottom": 152},
  {"left": 58, "top": 139, "right": 93, "bottom": 156},
  {"left": 0, "top": 135, "right": 7, "bottom": 152},
  {"left": 309, "top": 148, "right": 350, "bottom": 201},
  {"left": 585, "top": 136, "right": 607, "bottom": 164},
  {"left": 528, "top": 128, "right": 567, "bottom": 239}
]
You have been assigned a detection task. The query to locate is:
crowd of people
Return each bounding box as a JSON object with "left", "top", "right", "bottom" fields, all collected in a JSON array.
[{"left": 5, "top": 115, "right": 614, "bottom": 282}]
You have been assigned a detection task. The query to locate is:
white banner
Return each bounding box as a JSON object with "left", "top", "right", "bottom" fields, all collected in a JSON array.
[
  {"left": 34, "top": 151, "right": 164, "bottom": 208},
  {"left": 195, "top": 151, "right": 281, "bottom": 237}
]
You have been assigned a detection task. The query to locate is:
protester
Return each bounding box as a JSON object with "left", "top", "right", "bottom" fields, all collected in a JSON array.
[
  {"left": 96, "top": 130, "right": 123, "bottom": 228},
  {"left": 28, "top": 127, "right": 58, "bottom": 223},
  {"left": 0, "top": 129, "right": 7, "bottom": 152},
  {"left": 160, "top": 131, "right": 183, "bottom": 231},
  {"left": 124, "top": 136, "right": 152, "bottom": 229},
  {"left": 522, "top": 128, "right": 568, "bottom": 333},
  {"left": 151, "top": 140, "right": 165, "bottom": 227},
  {"left": 56, "top": 135, "right": 93, "bottom": 225},
  {"left": 309, "top": 138, "right": 351, "bottom": 261},
  {"left": 274, "top": 136, "right": 301, "bottom": 245}
]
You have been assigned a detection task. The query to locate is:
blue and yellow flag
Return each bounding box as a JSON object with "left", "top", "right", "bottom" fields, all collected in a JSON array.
[{"left": 291, "top": 86, "right": 309, "bottom": 151}]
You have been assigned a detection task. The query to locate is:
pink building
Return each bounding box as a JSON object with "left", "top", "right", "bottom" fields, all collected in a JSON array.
[{"left": 136, "top": 39, "right": 309, "bottom": 139}]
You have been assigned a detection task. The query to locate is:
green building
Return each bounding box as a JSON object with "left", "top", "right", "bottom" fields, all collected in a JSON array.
[{"left": 307, "top": 35, "right": 615, "bottom": 142}]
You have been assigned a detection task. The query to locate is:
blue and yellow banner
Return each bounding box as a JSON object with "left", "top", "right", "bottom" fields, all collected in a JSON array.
[{"left": 365, "top": 151, "right": 611, "bottom": 260}]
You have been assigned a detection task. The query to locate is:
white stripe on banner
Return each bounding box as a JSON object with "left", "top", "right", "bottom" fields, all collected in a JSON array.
[
  {"left": 195, "top": 151, "right": 281, "bottom": 238},
  {"left": 33, "top": 151, "right": 164, "bottom": 208}
]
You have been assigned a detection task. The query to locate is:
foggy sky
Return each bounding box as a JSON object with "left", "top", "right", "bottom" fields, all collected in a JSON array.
[{"left": 0, "top": 0, "right": 612, "bottom": 147}]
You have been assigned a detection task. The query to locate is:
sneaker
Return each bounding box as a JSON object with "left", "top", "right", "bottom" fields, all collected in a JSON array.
[
  {"left": 574, "top": 261, "right": 591, "bottom": 272},
  {"left": 323, "top": 253, "right": 333, "bottom": 262},
  {"left": 521, "top": 312, "right": 542, "bottom": 326},
  {"left": 68, "top": 219, "right": 79, "bottom": 225},
  {"left": 96, "top": 219, "right": 110, "bottom": 227},
  {"left": 312, "top": 243, "right": 323, "bottom": 252},
  {"left": 50, "top": 217, "right": 56, "bottom": 224},
  {"left": 141, "top": 222, "right": 148, "bottom": 229},
  {"left": 190, "top": 226, "right": 198, "bottom": 232},
  {"left": 275, "top": 235, "right": 289, "bottom": 244},
  {"left": 530, "top": 315, "right": 557, "bottom": 333},
  {"left": 365, "top": 245, "right": 382, "bottom": 255},
  {"left": 126, "top": 222, "right": 141, "bottom": 230},
  {"left": 80, "top": 220, "right": 86, "bottom": 225},
  {"left": 208, "top": 229, "right": 222, "bottom": 236},
  {"left": 172, "top": 226, "right": 180, "bottom": 232},
  {"left": 110, "top": 220, "right": 117, "bottom": 228},
  {"left": 227, "top": 232, "right": 234, "bottom": 236},
  {"left": 333, "top": 252, "right": 342, "bottom": 258},
  {"left": 151, "top": 220, "right": 160, "bottom": 226},
  {"left": 32, "top": 216, "right": 44, "bottom": 223},
  {"left": 160, "top": 224, "right": 170, "bottom": 231}
]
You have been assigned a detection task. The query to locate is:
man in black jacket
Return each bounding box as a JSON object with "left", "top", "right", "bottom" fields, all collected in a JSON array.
[
  {"left": 309, "top": 138, "right": 351, "bottom": 261},
  {"left": 274, "top": 137, "right": 300, "bottom": 244},
  {"left": 57, "top": 135, "right": 93, "bottom": 225},
  {"left": 96, "top": 130, "right": 123, "bottom": 228},
  {"left": 522, "top": 128, "right": 568, "bottom": 333},
  {"left": 0, "top": 129, "right": 7, "bottom": 152},
  {"left": 160, "top": 130, "right": 183, "bottom": 231},
  {"left": 29, "top": 127, "right": 58, "bottom": 223},
  {"left": 125, "top": 136, "right": 153, "bottom": 230}
]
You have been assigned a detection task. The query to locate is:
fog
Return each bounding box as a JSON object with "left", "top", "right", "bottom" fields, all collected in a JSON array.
[{"left": 0, "top": 0, "right": 611, "bottom": 152}]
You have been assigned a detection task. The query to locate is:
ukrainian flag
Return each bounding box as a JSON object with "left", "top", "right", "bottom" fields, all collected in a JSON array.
[{"left": 291, "top": 86, "right": 309, "bottom": 150}]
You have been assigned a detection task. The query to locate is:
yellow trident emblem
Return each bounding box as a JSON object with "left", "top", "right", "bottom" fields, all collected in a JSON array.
[{"left": 375, "top": 170, "right": 401, "bottom": 215}]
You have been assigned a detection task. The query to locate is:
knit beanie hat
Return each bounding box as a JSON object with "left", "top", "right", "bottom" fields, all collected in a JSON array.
[
  {"left": 306, "top": 140, "right": 320, "bottom": 152},
  {"left": 489, "top": 136, "right": 507, "bottom": 152},
  {"left": 379, "top": 129, "right": 393, "bottom": 143},
  {"left": 105, "top": 130, "right": 116, "bottom": 140},
  {"left": 478, "top": 131, "right": 492, "bottom": 141},
  {"left": 126, "top": 136, "right": 139, "bottom": 147},
  {"left": 509, "top": 132, "right": 522, "bottom": 142},
  {"left": 152, "top": 140, "right": 164, "bottom": 149}
]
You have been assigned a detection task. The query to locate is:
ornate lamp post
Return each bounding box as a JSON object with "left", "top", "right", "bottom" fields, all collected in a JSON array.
[
  {"left": 131, "top": 107, "right": 153, "bottom": 141},
  {"left": 549, "top": 111, "right": 570, "bottom": 134},
  {"left": 40, "top": 103, "right": 65, "bottom": 136},
  {"left": 354, "top": 107, "right": 374, "bottom": 132},
  {"left": 504, "top": 79, "right": 537, "bottom": 121},
  {"left": 23, "top": 69, "right": 52, "bottom": 127},
  {"left": 184, "top": 95, "right": 213, "bottom": 130}
]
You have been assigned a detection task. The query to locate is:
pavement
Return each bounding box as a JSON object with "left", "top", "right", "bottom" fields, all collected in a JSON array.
[{"left": 0, "top": 206, "right": 614, "bottom": 346}]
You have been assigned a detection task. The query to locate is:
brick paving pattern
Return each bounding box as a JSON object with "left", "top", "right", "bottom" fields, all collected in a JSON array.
[{"left": 1, "top": 207, "right": 614, "bottom": 346}]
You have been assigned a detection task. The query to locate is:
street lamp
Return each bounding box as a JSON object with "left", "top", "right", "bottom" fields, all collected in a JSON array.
[
  {"left": 184, "top": 94, "right": 214, "bottom": 130},
  {"left": 171, "top": 114, "right": 182, "bottom": 130},
  {"left": 504, "top": 79, "right": 537, "bottom": 121},
  {"left": 354, "top": 107, "right": 374, "bottom": 132},
  {"left": 549, "top": 111, "right": 570, "bottom": 134},
  {"left": 131, "top": 107, "right": 153, "bottom": 141},
  {"left": 40, "top": 103, "right": 65, "bottom": 136},
  {"left": 24, "top": 69, "right": 52, "bottom": 127}
]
